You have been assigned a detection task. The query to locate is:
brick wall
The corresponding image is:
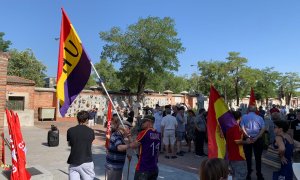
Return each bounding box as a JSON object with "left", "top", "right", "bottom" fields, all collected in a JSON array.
[
  {"left": 6, "top": 85, "right": 35, "bottom": 109},
  {"left": 0, "top": 53, "right": 9, "bottom": 164},
  {"left": 34, "top": 89, "right": 57, "bottom": 121}
]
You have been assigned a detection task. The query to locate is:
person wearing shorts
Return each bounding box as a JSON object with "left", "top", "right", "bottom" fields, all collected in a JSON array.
[
  {"left": 161, "top": 109, "right": 178, "bottom": 159},
  {"left": 176, "top": 106, "right": 186, "bottom": 156}
]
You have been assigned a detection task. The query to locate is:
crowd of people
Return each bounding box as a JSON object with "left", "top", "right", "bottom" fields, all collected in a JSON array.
[{"left": 65, "top": 103, "right": 300, "bottom": 180}]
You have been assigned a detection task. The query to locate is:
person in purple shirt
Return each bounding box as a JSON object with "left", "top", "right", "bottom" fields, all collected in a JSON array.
[
  {"left": 240, "top": 105, "right": 265, "bottom": 180},
  {"left": 129, "top": 115, "right": 160, "bottom": 180}
]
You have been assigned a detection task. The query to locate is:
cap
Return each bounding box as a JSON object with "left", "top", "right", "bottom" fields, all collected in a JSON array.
[{"left": 140, "top": 115, "right": 154, "bottom": 124}]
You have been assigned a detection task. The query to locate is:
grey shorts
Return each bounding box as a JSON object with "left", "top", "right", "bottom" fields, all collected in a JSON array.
[
  {"left": 69, "top": 162, "right": 95, "bottom": 180},
  {"left": 176, "top": 131, "right": 185, "bottom": 141},
  {"left": 163, "top": 130, "right": 176, "bottom": 145},
  {"left": 229, "top": 160, "right": 247, "bottom": 180}
]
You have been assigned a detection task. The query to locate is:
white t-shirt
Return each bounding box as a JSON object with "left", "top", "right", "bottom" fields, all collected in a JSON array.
[
  {"left": 133, "top": 102, "right": 141, "bottom": 117},
  {"left": 161, "top": 115, "right": 178, "bottom": 130}
]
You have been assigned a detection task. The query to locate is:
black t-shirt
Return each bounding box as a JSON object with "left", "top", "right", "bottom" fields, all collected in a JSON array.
[
  {"left": 291, "top": 119, "right": 300, "bottom": 142},
  {"left": 287, "top": 113, "right": 297, "bottom": 121},
  {"left": 67, "top": 125, "right": 95, "bottom": 165}
]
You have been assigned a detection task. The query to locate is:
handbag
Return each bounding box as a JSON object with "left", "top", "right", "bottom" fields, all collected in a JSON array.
[{"left": 262, "top": 145, "right": 281, "bottom": 169}]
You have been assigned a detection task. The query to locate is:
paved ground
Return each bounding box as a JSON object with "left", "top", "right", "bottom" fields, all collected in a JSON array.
[{"left": 2, "top": 120, "right": 279, "bottom": 179}]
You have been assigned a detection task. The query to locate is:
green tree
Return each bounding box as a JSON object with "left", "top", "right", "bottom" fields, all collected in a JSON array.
[
  {"left": 8, "top": 49, "right": 47, "bottom": 87},
  {"left": 278, "top": 72, "right": 300, "bottom": 106},
  {"left": 0, "top": 32, "right": 12, "bottom": 52},
  {"left": 94, "top": 59, "right": 122, "bottom": 91},
  {"left": 226, "top": 52, "right": 248, "bottom": 106},
  {"left": 85, "top": 59, "right": 122, "bottom": 90},
  {"left": 198, "top": 60, "right": 233, "bottom": 103},
  {"left": 100, "top": 16, "right": 185, "bottom": 100},
  {"left": 255, "top": 67, "right": 280, "bottom": 106}
]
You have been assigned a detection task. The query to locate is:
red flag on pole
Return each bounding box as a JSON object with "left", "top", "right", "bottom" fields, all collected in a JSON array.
[
  {"left": 5, "top": 110, "right": 31, "bottom": 180},
  {"left": 5, "top": 110, "right": 19, "bottom": 180},
  {"left": 13, "top": 112, "right": 31, "bottom": 180},
  {"left": 249, "top": 87, "right": 256, "bottom": 106},
  {"left": 105, "top": 101, "right": 112, "bottom": 149},
  {"left": 248, "top": 88, "right": 259, "bottom": 114}
]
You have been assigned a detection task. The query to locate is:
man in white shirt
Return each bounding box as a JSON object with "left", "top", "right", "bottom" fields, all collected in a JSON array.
[{"left": 161, "top": 108, "right": 178, "bottom": 159}]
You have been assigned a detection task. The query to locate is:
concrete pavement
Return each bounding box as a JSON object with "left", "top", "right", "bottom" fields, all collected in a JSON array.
[
  {"left": 3, "top": 126, "right": 198, "bottom": 180},
  {"left": 1, "top": 120, "right": 281, "bottom": 179}
]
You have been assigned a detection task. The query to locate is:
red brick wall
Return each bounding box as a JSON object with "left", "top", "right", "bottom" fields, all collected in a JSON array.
[
  {"left": 0, "top": 54, "right": 9, "bottom": 164},
  {"left": 6, "top": 85, "right": 35, "bottom": 109},
  {"left": 33, "top": 90, "right": 56, "bottom": 121}
]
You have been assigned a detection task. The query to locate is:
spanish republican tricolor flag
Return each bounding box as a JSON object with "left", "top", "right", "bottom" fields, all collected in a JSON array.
[
  {"left": 207, "top": 85, "right": 237, "bottom": 158},
  {"left": 57, "top": 8, "right": 91, "bottom": 117}
]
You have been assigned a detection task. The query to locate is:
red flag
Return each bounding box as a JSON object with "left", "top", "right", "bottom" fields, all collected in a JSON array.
[
  {"left": 105, "top": 101, "right": 112, "bottom": 149},
  {"left": 248, "top": 88, "right": 259, "bottom": 114},
  {"left": 5, "top": 110, "right": 31, "bottom": 180},
  {"left": 13, "top": 113, "right": 31, "bottom": 180},
  {"left": 5, "top": 110, "right": 19, "bottom": 180},
  {"left": 249, "top": 87, "right": 256, "bottom": 106}
]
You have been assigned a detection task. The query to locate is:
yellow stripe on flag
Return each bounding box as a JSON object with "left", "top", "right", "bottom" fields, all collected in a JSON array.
[
  {"left": 214, "top": 98, "right": 228, "bottom": 119},
  {"left": 57, "top": 24, "right": 83, "bottom": 105}
]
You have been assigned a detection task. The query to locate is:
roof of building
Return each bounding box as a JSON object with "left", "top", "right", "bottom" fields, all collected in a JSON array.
[{"left": 7, "top": 76, "right": 35, "bottom": 86}]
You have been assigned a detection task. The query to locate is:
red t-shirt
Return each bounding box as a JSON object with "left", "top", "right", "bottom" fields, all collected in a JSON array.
[{"left": 226, "top": 125, "right": 245, "bottom": 161}]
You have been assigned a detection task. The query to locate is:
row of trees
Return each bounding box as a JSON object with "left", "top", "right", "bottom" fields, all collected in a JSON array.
[
  {"left": 197, "top": 52, "right": 300, "bottom": 106},
  {"left": 1, "top": 16, "right": 300, "bottom": 105}
]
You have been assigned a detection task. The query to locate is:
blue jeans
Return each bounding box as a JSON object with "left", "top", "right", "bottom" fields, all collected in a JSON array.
[{"left": 230, "top": 160, "right": 247, "bottom": 180}]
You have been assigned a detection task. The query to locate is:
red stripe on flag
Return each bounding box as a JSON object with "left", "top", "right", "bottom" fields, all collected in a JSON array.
[
  {"left": 105, "top": 101, "right": 112, "bottom": 149},
  {"left": 207, "top": 85, "right": 219, "bottom": 158}
]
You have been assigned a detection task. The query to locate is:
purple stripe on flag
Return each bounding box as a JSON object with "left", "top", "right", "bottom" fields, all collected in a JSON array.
[
  {"left": 59, "top": 50, "right": 91, "bottom": 116},
  {"left": 218, "top": 111, "right": 237, "bottom": 134}
]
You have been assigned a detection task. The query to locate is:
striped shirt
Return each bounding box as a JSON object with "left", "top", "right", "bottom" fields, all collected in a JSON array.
[{"left": 105, "top": 130, "right": 126, "bottom": 170}]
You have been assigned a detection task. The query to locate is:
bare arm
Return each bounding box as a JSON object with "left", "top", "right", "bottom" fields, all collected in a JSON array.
[
  {"left": 129, "top": 141, "right": 141, "bottom": 149},
  {"left": 275, "top": 136, "right": 287, "bottom": 164},
  {"left": 117, "top": 144, "right": 130, "bottom": 152}
]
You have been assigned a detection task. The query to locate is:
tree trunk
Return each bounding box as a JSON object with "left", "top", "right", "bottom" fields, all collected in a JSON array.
[
  {"left": 235, "top": 79, "right": 239, "bottom": 106},
  {"left": 286, "top": 92, "right": 292, "bottom": 106},
  {"left": 136, "top": 73, "right": 146, "bottom": 102}
]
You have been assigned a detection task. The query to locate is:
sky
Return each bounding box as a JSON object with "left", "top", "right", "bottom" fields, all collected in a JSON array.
[{"left": 2, "top": 0, "right": 300, "bottom": 78}]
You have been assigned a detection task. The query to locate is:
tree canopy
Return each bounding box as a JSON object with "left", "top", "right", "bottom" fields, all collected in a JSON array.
[
  {"left": 0, "top": 32, "right": 12, "bottom": 52},
  {"left": 100, "top": 16, "right": 185, "bottom": 100},
  {"left": 8, "top": 49, "right": 47, "bottom": 87}
]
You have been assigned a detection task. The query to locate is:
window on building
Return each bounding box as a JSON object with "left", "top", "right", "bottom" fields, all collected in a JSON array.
[{"left": 7, "top": 96, "right": 25, "bottom": 111}]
